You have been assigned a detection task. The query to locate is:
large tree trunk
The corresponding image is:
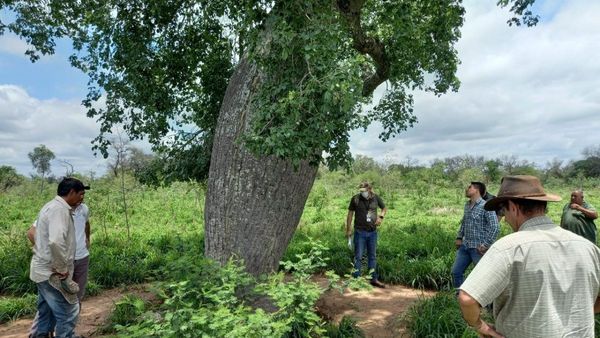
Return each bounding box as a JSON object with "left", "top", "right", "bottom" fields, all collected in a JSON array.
[{"left": 205, "top": 58, "right": 318, "bottom": 275}]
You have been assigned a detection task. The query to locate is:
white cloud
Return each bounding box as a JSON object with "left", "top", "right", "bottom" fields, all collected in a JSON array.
[
  {"left": 0, "top": 35, "right": 29, "bottom": 57},
  {"left": 350, "top": 0, "right": 600, "bottom": 167},
  {"left": 0, "top": 85, "right": 115, "bottom": 176},
  {"left": 1, "top": 0, "right": 599, "bottom": 176}
]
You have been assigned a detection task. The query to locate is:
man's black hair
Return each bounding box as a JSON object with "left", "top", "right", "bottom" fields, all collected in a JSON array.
[
  {"left": 470, "top": 181, "right": 486, "bottom": 197},
  {"left": 510, "top": 198, "right": 547, "bottom": 215},
  {"left": 57, "top": 177, "right": 90, "bottom": 196}
]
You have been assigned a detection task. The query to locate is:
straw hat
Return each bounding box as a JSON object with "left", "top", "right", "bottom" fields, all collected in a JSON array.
[
  {"left": 358, "top": 181, "right": 371, "bottom": 192},
  {"left": 484, "top": 175, "right": 561, "bottom": 211},
  {"left": 48, "top": 273, "right": 80, "bottom": 305}
]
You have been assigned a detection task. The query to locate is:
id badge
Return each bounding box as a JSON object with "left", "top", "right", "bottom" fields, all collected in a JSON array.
[{"left": 366, "top": 214, "right": 372, "bottom": 223}]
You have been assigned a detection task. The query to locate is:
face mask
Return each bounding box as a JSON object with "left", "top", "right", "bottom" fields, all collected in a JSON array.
[{"left": 360, "top": 191, "right": 369, "bottom": 198}]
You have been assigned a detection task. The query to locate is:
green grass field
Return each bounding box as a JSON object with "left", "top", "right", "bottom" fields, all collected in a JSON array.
[{"left": 1, "top": 171, "right": 599, "bottom": 336}]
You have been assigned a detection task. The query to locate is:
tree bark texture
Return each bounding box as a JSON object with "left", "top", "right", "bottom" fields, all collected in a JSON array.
[{"left": 205, "top": 58, "right": 318, "bottom": 275}]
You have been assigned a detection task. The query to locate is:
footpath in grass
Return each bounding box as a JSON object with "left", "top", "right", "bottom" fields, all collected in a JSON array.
[
  {"left": 0, "top": 284, "right": 155, "bottom": 338},
  {"left": 0, "top": 280, "right": 433, "bottom": 338},
  {"left": 313, "top": 276, "right": 435, "bottom": 338}
]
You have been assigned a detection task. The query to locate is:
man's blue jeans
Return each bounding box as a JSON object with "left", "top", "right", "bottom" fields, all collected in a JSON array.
[
  {"left": 451, "top": 244, "right": 483, "bottom": 289},
  {"left": 34, "top": 280, "right": 79, "bottom": 338},
  {"left": 353, "top": 230, "right": 378, "bottom": 280}
]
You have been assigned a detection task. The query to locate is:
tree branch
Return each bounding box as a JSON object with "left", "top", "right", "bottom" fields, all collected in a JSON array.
[{"left": 336, "top": 0, "right": 390, "bottom": 97}]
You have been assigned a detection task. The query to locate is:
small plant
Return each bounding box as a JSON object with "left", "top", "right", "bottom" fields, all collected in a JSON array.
[
  {"left": 0, "top": 293, "right": 36, "bottom": 324},
  {"left": 107, "top": 294, "right": 147, "bottom": 330},
  {"left": 324, "top": 316, "right": 365, "bottom": 338},
  {"left": 401, "top": 291, "right": 488, "bottom": 338}
]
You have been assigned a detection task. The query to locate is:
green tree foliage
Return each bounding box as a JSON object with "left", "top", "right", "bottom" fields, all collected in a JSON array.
[
  {"left": 27, "top": 144, "right": 55, "bottom": 192},
  {"left": 351, "top": 154, "right": 383, "bottom": 174},
  {"left": 28, "top": 144, "right": 55, "bottom": 178},
  {"left": 483, "top": 159, "right": 502, "bottom": 183},
  {"left": 0, "top": 165, "right": 23, "bottom": 191},
  {"left": 0, "top": 0, "right": 538, "bottom": 181},
  {"left": 574, "top": 157, "right": 600, "bottom": 178}
]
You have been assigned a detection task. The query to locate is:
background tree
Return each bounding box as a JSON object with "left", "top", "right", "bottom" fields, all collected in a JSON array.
[
  {"left": 28, "top": 144, "right": 55, "bottom": 192},
  {"left": 483, "top": 159, "right": 502, "bottom": 183},
  {"left": 57, "top": 159, "right": 74, "bottom": 177},
  {"left": 352, "top": 155, "right": 384, "bottom": 175},
  {"left": 2, "top": 0, "right": 539, "bottom": 275},
  {"left": 0, "top": 165, "right": 23, "bottom": 192}
]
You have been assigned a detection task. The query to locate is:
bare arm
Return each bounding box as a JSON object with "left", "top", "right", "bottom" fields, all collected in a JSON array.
[
  {"left": 346, "top": 210, "right": 354, "bottom": 237},
  {"left": 85, "top": 221, "right": 91, "bottom": 248},
  {"left": 573, "top": 204, "right": 598, "bottom": 220},
  {"left": 376, "top": 207, "right": 387, "bottom": 226},
  {"left": 27, "top": 225, "right": 36, "bottom": 245},
  {"left": 458, "top": 290, "right": 505, "bottom": 338}
]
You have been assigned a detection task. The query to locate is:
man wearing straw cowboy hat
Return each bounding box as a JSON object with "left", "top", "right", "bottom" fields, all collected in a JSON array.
[{"left": 458, "top": 175, "right": 600, "bottom": 338}]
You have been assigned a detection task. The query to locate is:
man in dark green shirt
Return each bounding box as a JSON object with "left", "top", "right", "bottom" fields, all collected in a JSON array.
[{"left": 560, "top": 190, "right": 598, "bottom": 244}]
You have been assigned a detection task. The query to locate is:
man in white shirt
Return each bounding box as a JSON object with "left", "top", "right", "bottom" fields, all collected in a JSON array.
[
  {"left": 29, "top": 177, "right": 89, "bottom": 338},
  {"left": 29, "top": 203, "right": 91, "bottom": 302}
]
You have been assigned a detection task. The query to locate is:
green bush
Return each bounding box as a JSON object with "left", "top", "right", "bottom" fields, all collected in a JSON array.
[
  {"left": 324, "top": 316, "right": 365, "bottom": 338},
  {"left": 401, "top": 292, "right": 479, "bottom": 338},
  {"left": 0, "top": 234, "right": 35, "bottom": 295},
  {"left": 0, "top": 293, "right": 36, "bottom": 324},
  {"left": 115, "top": 242, "right": 349, "bottom": 338},
  {"left": 106, "top": 294, "right": 147, "bottom": 331}
]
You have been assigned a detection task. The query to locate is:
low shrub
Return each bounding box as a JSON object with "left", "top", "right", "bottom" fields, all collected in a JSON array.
[
  {"left": 0, "top": 293, "right": 36, "bottom": 324},
  {"left": 401, "top": 291, "right": 486, "bottom": 338}
]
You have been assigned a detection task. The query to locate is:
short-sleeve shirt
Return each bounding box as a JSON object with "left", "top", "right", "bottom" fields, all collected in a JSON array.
[
  {"left": 74, "top": 203, "right": 90, "bottom": 260},
  {"left": 561, "top": 201, "right": 597, "bottom": 244},
  {"left": 460, "top": 216, "right": 600, "bottom": 338},
  {"left": 348, "top": 194, "right": 385, "bottom": 232}
]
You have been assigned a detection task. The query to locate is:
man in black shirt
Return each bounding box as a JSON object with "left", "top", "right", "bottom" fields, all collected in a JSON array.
[{"left": 345, "top": 181, "right": 387, "bottom": 288}]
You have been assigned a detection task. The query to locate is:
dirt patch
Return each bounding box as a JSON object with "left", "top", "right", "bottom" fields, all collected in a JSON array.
[
  {"left": 314, "top": 277, "right": 435, "bottom": 338},
  {"left": 1, "top": 279, "right": 432, "bottom": 338},
  {"left": 0, "top": 284, "right": 156, "bottom": 338}
]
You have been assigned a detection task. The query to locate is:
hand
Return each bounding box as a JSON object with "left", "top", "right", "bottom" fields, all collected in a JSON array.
[
  {"left": 570, "top": 203, "right": 581, "bottom": 211},
  {"left": 455, "top": 239, "right": 462, "bottom": 249},
  {"left": 473, "top": 319, "right": 505, "bottom": 338},
  {"left": 51, "top": 269, "right": 69, "bottom": 279},
  {"left": 345, "top": 229, "right": 353, "bottom": 238},
  {"left": 477, "top": 244, "right": 488, "bottom": 255},
  {"left": 375, "top": 218, "right": 382, "bottom": 226}
]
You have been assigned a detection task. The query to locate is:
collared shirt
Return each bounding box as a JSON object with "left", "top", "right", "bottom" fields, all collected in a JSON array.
[
  {"left": 348, "top": 194, "right": 385, "bottom": 232},
  {"left": 457, "top": 197, "right": 499, "bottom": 248},
  {"left": 561, "top": 201, "right": 597, "bottom": 244},
  {"left": 30, "top": 196, "right": 76, "bottom": 283},
  {"left": 460, "top": 216, "right": 600, "bottom": 338}
]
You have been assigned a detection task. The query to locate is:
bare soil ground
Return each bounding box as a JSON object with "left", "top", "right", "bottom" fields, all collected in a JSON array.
[
  {"left": 0, "top": 284, "right": 155, "bottom": 338},
  {"left": 0, "top": 280, "right": 432, "bottom": 338},
  {"left": 314, "top": 277, "right": 435, "bottom": 338}
]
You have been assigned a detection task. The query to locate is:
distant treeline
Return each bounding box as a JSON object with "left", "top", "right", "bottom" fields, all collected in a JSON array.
[{"left": 2, "top": 145, "right": 600, "bottom": 191}]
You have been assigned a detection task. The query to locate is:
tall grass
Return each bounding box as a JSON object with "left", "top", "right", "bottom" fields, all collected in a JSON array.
[{"left": 1, "top": 173, "right": 599, "bottom": 335}]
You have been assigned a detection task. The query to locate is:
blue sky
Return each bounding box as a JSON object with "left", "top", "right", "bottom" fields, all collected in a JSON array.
[{"left": 1, "top": 0, "right": 599, "bottom": 176}]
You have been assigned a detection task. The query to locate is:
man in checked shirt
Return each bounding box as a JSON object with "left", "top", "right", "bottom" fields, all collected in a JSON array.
[{"left": 451, "top": 181, "right": 500, "bottom": 292}]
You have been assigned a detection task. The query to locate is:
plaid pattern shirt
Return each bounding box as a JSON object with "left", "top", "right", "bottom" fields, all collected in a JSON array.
[
  {"left": 460, "top": 216, "right": 600, "bottom": 337},
  {"left": 457, "top": 197, "right": 499, "bottom": 248}
]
